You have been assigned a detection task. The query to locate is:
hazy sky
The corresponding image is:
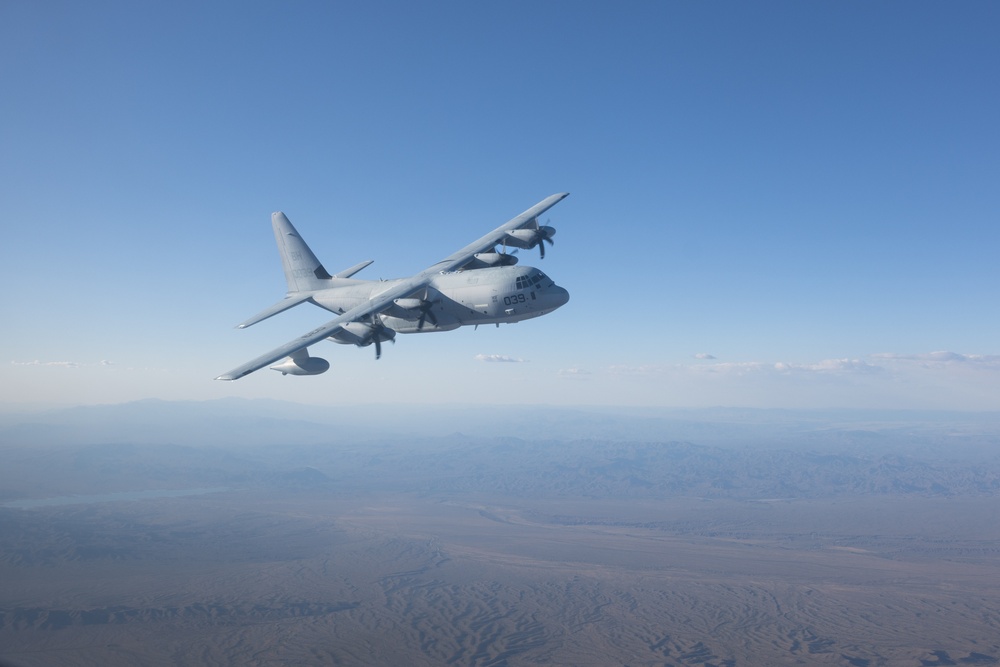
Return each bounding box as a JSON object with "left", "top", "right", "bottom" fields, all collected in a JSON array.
[{"left": 3, "top": 1, "right": 998, "bottom": 410}]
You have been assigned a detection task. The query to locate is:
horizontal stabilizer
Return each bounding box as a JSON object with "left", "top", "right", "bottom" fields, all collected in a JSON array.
[
  {"left": 236, "top": 294, "right": 313, "bottom": 329},
  {"left": 332, "top": 260, "right": 374, "bottom": 279}
]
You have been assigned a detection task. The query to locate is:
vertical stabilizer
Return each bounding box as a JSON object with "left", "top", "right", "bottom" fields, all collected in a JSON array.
[{"left": 271, "top": 212, "right": 333, "bottom": 293}]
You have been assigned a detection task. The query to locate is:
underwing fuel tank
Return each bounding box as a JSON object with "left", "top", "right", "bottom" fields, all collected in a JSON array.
[{"left": 269, "top": 354, "right": 330, "bottom": 376}]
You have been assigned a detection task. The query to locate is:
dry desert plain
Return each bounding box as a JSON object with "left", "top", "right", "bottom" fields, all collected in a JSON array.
[
  {"left": 2, "top": 490, "right": 1000, "bottom": 666},
  {"left": 1, "top": 407, "right": 1000, "bottom": 666}
]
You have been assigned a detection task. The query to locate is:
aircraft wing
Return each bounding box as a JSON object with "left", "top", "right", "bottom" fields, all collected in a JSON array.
[
  {"left": 235, "top": 293, "right": 315, "bottom": 329},
  {"left": 421, "top": 192, "right": 570, "bottom": 274},
  {"left": 215, "top": 193, "right": 569, "bottom": 380},
  {"left": 215, "top": 277, "right": 426, "bottom": 380}
]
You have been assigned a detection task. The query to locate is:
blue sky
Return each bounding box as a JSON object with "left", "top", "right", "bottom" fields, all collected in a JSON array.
[{"left": 2, "top": 1, "right": 998, "bottom": 409}]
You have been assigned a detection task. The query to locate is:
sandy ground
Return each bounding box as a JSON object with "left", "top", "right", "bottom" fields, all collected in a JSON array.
[{"left": 2, "top": 491, "right": 999, "bottom": 666}]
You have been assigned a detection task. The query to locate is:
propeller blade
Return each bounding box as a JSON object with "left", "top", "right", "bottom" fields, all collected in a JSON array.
[
  {"left": 417, "top": 299, "right": 439, "bottom": 330},
  {"left": 538, "top": 229, "right": 554, "bottom": 259},
  {"left": 375, "top": 337, "right": 382, "bottom": 360}
]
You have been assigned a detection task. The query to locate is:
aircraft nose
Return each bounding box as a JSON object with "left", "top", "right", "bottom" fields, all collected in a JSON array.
[{"left": 551, "top": 285, "right": 570, "bottom": 308}]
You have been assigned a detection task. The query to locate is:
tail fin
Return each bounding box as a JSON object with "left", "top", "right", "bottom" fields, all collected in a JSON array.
[{"left": 271, "top": 212, "right": 333, "bottom": 293}]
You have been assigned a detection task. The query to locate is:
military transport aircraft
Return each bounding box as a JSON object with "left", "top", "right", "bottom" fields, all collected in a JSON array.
[{"left": 216, "top": 193, "right": 571, "bottom": 380}]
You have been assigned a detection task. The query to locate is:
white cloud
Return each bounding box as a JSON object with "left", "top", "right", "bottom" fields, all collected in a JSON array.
[
  {"left": 558, "top": 367, "right": 591, "bottom": 377},
  {"left": 11, "top": 359, "right": 117, "bottom": 369},
  {"left": 694, "top": 353, "right": 717, "bottom": 360},
  {"left": 598, "top": 350, "right": 1000, "bottom": 410},
  {"left": 606, "top": 353, "right": 990, "bottom": 379},
  {"left": 12, "top": 360, "right": 81, "bottom": 368},
  {"left": 609, "top": 361, "right": 777, "bottom": 376},
  {"left": 475, "top": 354, "right": 527, "bottom": 363},
  {"left": 774, "top": 358, "right": 883, "bottom": 374},
  {"left": 871, "top": 351, "right": 1000, "bottom": 367}
]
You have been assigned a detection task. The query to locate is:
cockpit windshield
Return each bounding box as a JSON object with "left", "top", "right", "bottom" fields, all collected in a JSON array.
[{"left": 515, "top": 270, "right": 550, "bottom": 290}]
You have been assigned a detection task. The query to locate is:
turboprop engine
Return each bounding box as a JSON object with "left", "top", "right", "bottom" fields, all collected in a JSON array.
[
  {"left": 269, "top": 348, "right": 330, "bottom": 376},
  {"left": 504, "top": 225, "right": 556, "bottom": 258},
  {"left": 333, "top": 317, "right": 396, "bottom": 359}
]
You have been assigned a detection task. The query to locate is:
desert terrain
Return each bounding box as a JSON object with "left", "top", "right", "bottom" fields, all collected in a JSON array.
[{"left": 1, "top": 403, "right": 999, "bottom": 666}]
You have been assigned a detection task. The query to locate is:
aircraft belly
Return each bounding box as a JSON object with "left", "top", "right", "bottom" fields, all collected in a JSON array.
[{"left": 384, "top": 316, "right": 460, "bottom": 334}]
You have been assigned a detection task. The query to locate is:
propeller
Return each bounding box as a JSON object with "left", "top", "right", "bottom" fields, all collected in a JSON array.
[
  {"left": 414, "top": 288, "right": 440, "bottom": 331},
  {"left": 504, "top": 222, "right": 556, "bottom": 259},
  {"left": 373, "top": 332, "right": 397, "bottom": 360},
  {"left": 417, "top": 299, "right": 439, "bottom": 330},
  {"left": 536, "top": 226, "right": 555, "bottom": 259},
  {"left": 367, "top": 314, "right": 394, "bottom": 360},
  {"left": 494, "top": 241, "right": 519, "bottom": 265}
]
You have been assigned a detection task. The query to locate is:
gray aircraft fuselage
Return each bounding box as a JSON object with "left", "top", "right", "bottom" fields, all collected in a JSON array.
[{"left": 313, "top": 266, "right": 569, "bottom": 345}]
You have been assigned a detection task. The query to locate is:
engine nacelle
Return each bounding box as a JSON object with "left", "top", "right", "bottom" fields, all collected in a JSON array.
[
  {"left": 459, "top": 252, "right": 518, "bottom": 270},
  {"left": 387, "top": 297, "right": 434, "bottom": 321},
  {"left": 473, "top": 251, "right": 518, "bottom": 266},
  {"left": 392, "top": 298, "right": 426, "bottom": 312},
  {"left": 505, "top": 226, "right": 556, "bottom": 249},
  {"left": 337, "top": 321, "right": 396, "bottom": 347},
  {"left": 269, "top": 355, "right": 330, "bottom": 376}
]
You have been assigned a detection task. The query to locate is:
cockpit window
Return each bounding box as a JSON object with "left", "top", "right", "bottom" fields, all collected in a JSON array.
[{"left": 516, "top": 270, "right": 550, "bottom": 290}]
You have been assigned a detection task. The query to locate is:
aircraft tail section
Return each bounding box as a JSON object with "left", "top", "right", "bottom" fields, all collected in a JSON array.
[{"left": 272, "top": 212, "right": 333, "bottom": 293}]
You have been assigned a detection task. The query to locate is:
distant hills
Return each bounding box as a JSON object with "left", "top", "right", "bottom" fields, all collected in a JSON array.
[
  {"left": 2, "top": 397, "right": 999, "bottom": 451},
  {"left": 1, "top": 399, "right": 999, "bottom": 502}
]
